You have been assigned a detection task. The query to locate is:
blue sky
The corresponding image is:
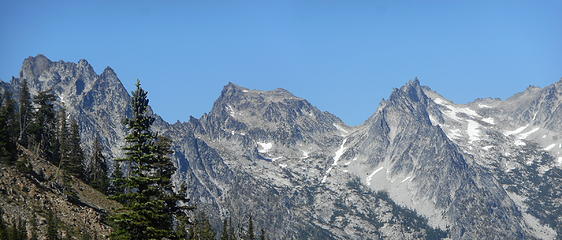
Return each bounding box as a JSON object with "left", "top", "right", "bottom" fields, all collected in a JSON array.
[{"left": 1, "top": 1, "right": 561, "bottom": 125}]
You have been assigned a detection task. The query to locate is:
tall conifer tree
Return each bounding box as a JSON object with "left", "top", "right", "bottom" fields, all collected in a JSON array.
[
  {"left": 110, "top": 80, "right": 190, "bottom": 240},
  {"left": 67, "top": 119, "right": 84, "bottom": 178},
  {"left": 247, "top": 216, "right": 254, "bottom": 240},
  {"left": 87, "top": 137, "right": 109, "bottom": 193},
  {"left": 29, "top": 90, "right": 58, "bottom": 163},
  {"left": 18, "top": 79, "right": 32, "bottom": 147},
  {"left": 0, "top": 91, "right": 18, "bottom": 164},
  {"left": 58, "top": 107, "right": 71, "bottom": 168},
  {"left": 108, "top": 162, "right": 124, "bottom": 197}
]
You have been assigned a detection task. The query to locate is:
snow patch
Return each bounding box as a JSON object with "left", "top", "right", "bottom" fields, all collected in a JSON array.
[
  {"left": 437, "top": 99, "right": 480, "bottom": 121},
  {"left": 225, "top": 105, "right": 236, "bottom": 117},
  {"left": 242, "top": 89, "right": 249, "bottom": 93},
  {"left": 481, "top": 117, "right": 495, "bottom": 124},
  {"left": 433, "top": 98, "right": 448, "bottom": 105},
  {"left": 321, "top": 167, "right": 333, "bottom": 183},
  {"left": 505, "top": 124, "right": 530, "bottom": 136},
  {"left": 401, "top": 176, "right": 412, "bottom": 183},
  {"left": 331, "top": 138, "right": 347, "bottom": 166},
  {"left": 519, "top": 127, "right": 540, "bottom": 139},
  {"left": 257, "top": 142, "right": 273, "bottom": 153},
  {"left": 514, "top": 139, "right": 526, "bottom": 146},
  {"left": 333, "top": 124, "right": 349, "bottom": 135},
  {"left": 300, "top": 150, "right": 309, "bottom": 159},
  {"left": 447, "top": 129, "right": 462, "bottom": 139},
  {"left": 482, "top": 145, "right": 494, "bottom": 151},
  {"left": 466, "top": 120, "right": 481, "bottom": 142},
  {"left": 366, "top": 167, "right": 384, "bottom": 186},
  {"left": 428, "top": 114, "right": 439, "bottom": 126},
  {"left": 322, "top": 138, "right": 348, "bottom": 183},
  {"left": 543, "top": 144, "right": 556, "bottom": 151},
  {"left": 478, "top": 104, "right": 492, "bottom": 108}
]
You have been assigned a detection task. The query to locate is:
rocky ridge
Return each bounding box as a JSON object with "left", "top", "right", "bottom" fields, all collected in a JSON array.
[{"left": 1, "top": 55, "right": 560, "bottom": 239}]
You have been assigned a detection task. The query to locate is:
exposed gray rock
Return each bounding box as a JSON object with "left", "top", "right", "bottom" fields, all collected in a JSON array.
[{"left": 3, "top": 55, "right": 560, "bottom": 239}]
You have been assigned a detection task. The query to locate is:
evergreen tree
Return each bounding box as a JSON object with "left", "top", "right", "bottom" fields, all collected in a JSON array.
[
  {"left": 259, "top": 229, "right": 266, "bottom": 240},
  {"left": 17, "top": 79, "right": 32, "bottom": 147},
  {"left": 0, "top": 91, "right": 19, "bottom": 164},
  {"left": 66, "top": 119, "right": 84, "bottom": 179},
  {"left": 247, "top": 216, "right": 254, "bottom": 240},
  {"left": 46, "top": 210, "right": 60, "bottom": 240},
  {"left": 29, "top": 89, "right": 58, "bottom": 163},
  {"left": 189, "top": 213, "right": 216, "bottom": 240},
  {"left": 228, "top": 217, "right": 236, "bottom": 240},
  {"left": 6, "top": 223, "right": 16, "bottom": 240},
  {"left": 110, "top": 80, "right": 190, "bottom": 240},
  {"left": 58, "top": 107, "right": 71, "bottom": 170},
  {"left": 221, "top": 219, "right": 229, "bottom": 240},
  {"left": 29, "top": 215, "right": 38, "bottom": 240},
  {"left": 81, "top": 231, "right": 93, "bottom": 240},
  {"left": 108, "top": 162, "right": 124, "bottom": 197},
  {"left": 0, "top": 208, "right": 7, "bottom": 240},
  {"left": 87, "top": 137, "right": 109, "bottom": 193},
  {"left": 16, "top": 218, "right": 26, "bottom": 240}
]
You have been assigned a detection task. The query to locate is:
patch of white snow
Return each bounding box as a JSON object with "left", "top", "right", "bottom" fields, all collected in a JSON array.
[
  {"left": 366, "top": 167, "right": 384, "bottom": 186},
  {"left": 466, "top": 120, "right": 481, "bottom": 142},
  {"left": 331, "top": 139, "right": 347, "bottom": 166},
  {"left": 300, "top": 150, "right": 309, "bottom": 159},
  {"left": 257, "top": 142, "right": 273, "bottom": 153},
  {"left": 333, "top": 124, "right": 349, "bottom": 135},
  {"left": 225, "top": 105, "right": 236, "bottom": 117},
  {"left": 543, "top": 144, "right": 556, "bottom": 151},
  {"left": 505, "top": 124, "right": 530, "bottom": 136},
  {"left": 401, "top": 176, "right": 412, "bottom": 183},
  {"left": 481, "top": 117, "right": 495, "bottom": 124},
  {"left": 519, "top": 127, "right": 540, "bottom": 139},
  {"left": 433, "top": 98, "right": 448, "bottom": 105},
  {"left": 482, "top": 146, "right": 494, "bottom": 151}
]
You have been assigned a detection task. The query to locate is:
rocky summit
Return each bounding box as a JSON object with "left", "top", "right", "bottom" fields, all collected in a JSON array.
[{"left": 1, "top": 55, "right": 560, "bottom": 239}]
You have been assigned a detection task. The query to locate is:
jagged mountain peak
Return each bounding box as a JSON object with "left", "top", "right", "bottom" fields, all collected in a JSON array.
[
  {"left": 21, "top": 54, "right": 52, "bottom": 80},
  {"left": 221, "top": 81, "right": 247, "bottom": 93},
  {"left": 192, "top": 82, "right": 346, "bottom": 147},
  {"left": 100, "top": 66, "right": 119, "bottom": 81},
  {"left": 390, "top": 78, "right": 428, "bottom": 104},
  {"left": 3, "top": 55, "right": 559, "bottom": 239},
  {"left": 23, "top": 54, "right": 51, "bottom": 65}
]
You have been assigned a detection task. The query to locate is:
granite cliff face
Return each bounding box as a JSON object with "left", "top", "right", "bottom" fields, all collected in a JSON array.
[{"left": 2, "top": 55, "right": 560, "bottom": 239}]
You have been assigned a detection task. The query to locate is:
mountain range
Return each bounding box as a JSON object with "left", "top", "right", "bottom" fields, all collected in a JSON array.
[{"left": 1, "top": 55, "right": 560, "bottom": 240}]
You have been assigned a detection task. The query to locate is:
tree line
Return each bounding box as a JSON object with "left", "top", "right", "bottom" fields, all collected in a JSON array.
[
  {"left": 0, "top": 80, "right": 269, "bottom": 239},
  {"left": 0, "top": 79, "right": 109, "bottom": 193}
]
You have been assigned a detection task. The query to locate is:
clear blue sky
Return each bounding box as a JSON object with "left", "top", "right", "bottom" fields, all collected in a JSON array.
[{"left": 1, "top": 1, "right": 561, "bottom": 126}]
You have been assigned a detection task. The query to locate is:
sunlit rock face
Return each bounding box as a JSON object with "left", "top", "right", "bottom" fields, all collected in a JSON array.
[{"left": 4, "top": 55, "right": 559, "bottom": 239}]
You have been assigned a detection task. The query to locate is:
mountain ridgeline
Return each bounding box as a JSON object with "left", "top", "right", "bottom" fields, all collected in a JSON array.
[{"left": 1, "top": 55, "right": 560, "bottom": 240}]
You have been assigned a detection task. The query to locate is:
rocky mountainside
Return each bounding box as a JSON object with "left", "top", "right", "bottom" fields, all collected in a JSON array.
[
  {"left": 0, "top": 146, "right": 121, "bottom": 239},
  {"left": 1, "top": 55, "right": 560, "bottom": 239}
]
